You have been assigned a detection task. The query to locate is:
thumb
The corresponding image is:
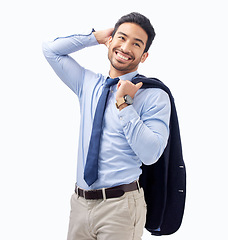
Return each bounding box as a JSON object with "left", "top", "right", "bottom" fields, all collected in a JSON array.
[{"left": 135, "top": 82, "right": 143, "bottom": 90}]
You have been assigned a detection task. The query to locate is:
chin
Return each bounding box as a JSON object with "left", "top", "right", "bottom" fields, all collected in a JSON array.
[{"left": 112, "top": 60, "right": 137, "bottom": 72}]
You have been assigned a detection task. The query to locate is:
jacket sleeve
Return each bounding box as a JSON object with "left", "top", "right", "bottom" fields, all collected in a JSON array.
[
  {"left": 42, "top": 30, "right": 98, "bottom": 96},
  {"left": 118, "top": 89, "right": 171, "bottom": 165}
]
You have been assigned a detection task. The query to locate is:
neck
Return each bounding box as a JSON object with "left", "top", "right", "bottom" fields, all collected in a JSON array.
[{"left": 109, "top": 65, "right": 138, "bottom": 79}]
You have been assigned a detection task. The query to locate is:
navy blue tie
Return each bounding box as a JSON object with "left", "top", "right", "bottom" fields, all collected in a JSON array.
[{"left": 84, "top": 77, "right": 119, "bottom": 186}]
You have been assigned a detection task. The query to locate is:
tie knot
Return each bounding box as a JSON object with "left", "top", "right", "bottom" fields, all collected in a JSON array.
[{"left": 105, "top": 77, "right": 119, "bottom": 88}]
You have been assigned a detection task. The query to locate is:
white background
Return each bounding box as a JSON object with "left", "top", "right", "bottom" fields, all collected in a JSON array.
[{"left": 1, "top": 0, "right": 227, "bottom": 239}]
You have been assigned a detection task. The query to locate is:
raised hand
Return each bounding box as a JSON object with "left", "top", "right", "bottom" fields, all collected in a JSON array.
[{"left": 93, "top": 28, "right": 114, "bottom": 47}]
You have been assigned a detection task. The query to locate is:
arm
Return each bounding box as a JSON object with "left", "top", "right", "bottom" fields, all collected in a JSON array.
[
  {"left": 42, "top": 29, "right": 113, "bottom": 95},
  {"left": 42, "top": 30, "right": 98, "bottom": 95},
  {"left": 118, "top": 89, "right": 171, "bottom": 165}
]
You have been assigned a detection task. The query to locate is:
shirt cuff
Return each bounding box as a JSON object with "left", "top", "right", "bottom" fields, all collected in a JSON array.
[
  {"left": 118, "top": 105, "right": 140, "bottom": 127},
  {"left": 86, "top": 29, "right": 99, "bottom": 46},
  {"left": 54, "top": 29, "right": 99, "bottom": 47}
]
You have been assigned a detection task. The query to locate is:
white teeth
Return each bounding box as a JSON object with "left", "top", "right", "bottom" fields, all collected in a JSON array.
[{"left": 117, "top": 52, "right": 129, "bottom": 61}]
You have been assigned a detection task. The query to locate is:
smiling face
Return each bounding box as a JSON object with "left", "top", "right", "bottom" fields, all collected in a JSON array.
[{"left": 107, "top": 22, "right": 149, "bottom": 78}]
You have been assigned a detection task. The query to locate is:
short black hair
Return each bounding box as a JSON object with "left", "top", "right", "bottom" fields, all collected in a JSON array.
[{"left": 112, "top": 12, "right": 156, "bottom": 53}]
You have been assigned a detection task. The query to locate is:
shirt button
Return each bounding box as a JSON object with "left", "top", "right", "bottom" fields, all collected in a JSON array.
[{"left": 119, "top": 116, "right": 123, "bottom": 120}]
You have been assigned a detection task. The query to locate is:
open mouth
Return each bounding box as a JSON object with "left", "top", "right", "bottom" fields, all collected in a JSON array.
[{"left": 114, "top": 50, "right": 133, "bottom": 62}]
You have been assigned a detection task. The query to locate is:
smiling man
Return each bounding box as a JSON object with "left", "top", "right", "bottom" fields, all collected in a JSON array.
[
  {"left": 43, "top": 12, "right": 171, "bottom": 240},
  {"left": 108, "top": 23, "right": 148, "bottom": 75}
]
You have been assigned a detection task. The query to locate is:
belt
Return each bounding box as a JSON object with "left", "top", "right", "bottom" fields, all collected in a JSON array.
[{"left": 75, "top": 181, "right": 140, "bottom": 200}]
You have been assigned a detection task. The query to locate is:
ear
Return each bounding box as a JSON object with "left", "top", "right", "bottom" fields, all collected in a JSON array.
[
  {"left": 106, "top": 36, "right": 113, "bottom": 48},
  {"left": 140, "top": 52, "right": 149, "bottom": 63}
]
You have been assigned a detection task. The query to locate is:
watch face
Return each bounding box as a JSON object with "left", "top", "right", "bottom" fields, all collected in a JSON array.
[{"left": 124, "top": 95, "right": 133, "bottom": 105}]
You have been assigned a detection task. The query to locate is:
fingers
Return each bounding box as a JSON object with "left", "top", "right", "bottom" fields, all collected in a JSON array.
[
  {"left": 94, "top": 28, "right": 114, "bottom": 45},
  {"left": 117, "top": 80, "right": 143, "bottom": 90},
  {"left": 135, "top": 82, "right": 143, "bottom": 90},
  {"left": 116, "top": 80, "right": 123, "bottom": 90},
  {"left": 116, "top": 80, "right": 143, "bottom": 100},
  {"left": 107, "top": 28, "right": 114, "bottom": 36}
]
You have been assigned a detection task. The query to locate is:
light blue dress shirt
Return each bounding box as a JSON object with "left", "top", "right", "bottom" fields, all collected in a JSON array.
[{"left": 42, "top": 30, "right": 171, "bottom": 190}]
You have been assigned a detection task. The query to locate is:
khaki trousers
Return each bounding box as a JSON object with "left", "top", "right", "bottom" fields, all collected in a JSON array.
[{"left": 67, "top": 188, "right": 147, "bottom": 240}]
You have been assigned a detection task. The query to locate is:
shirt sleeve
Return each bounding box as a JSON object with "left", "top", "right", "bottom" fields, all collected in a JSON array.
[
  {"left": 42, "top": 30, "right": 99, "bottom": 96},
  {"left": 118, "top": 89, "right": 171, "bottom": 165}
]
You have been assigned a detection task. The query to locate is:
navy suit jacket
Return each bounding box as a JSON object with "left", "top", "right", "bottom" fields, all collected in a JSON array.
[{"left": 132, "top": 75, "right": 186, "bottom": 236}]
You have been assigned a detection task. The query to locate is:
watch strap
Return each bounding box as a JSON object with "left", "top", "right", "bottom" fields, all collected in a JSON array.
[{"left": 115, "top": 97, "right": 126, "bottom": 109}]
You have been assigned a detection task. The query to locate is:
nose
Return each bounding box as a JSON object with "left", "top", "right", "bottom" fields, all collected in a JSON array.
[{"left": 121, "top": 41, "right": 131, "bottom": 53}]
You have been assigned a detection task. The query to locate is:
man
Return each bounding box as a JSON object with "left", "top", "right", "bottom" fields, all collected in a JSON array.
[{"left": 43, "top": 12, "right": 171, "bottom": 240}]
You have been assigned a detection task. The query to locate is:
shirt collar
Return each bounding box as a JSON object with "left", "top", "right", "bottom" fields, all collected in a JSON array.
[
  {"left": 106, "top": 70, "right": 138, "bottom": 81},
  {"left": 118, "top": 70, "right": 138, "bottom": 81}
]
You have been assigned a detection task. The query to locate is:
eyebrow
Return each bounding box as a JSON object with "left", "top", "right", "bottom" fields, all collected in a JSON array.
[{"left": 117, "top": 31, "right": 145, "bottom": 45}]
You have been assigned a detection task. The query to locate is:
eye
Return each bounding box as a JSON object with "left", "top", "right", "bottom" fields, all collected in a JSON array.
[
  {"left": 118, "top": 36, "right": 125, "bottom": 41},
  {"left": 134, "top": 43, "right": 141, "bottom": 48}
]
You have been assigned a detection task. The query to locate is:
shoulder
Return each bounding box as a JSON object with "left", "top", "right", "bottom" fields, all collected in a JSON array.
[
  {"left": 133, "top": 88, "right": 171, "bottom": 119},
  {"left": 133, "top": 75, "right": 172, "bottom": 106},
  {"left": 138, "top": 88, "right": 170, "bottom": 107}
]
